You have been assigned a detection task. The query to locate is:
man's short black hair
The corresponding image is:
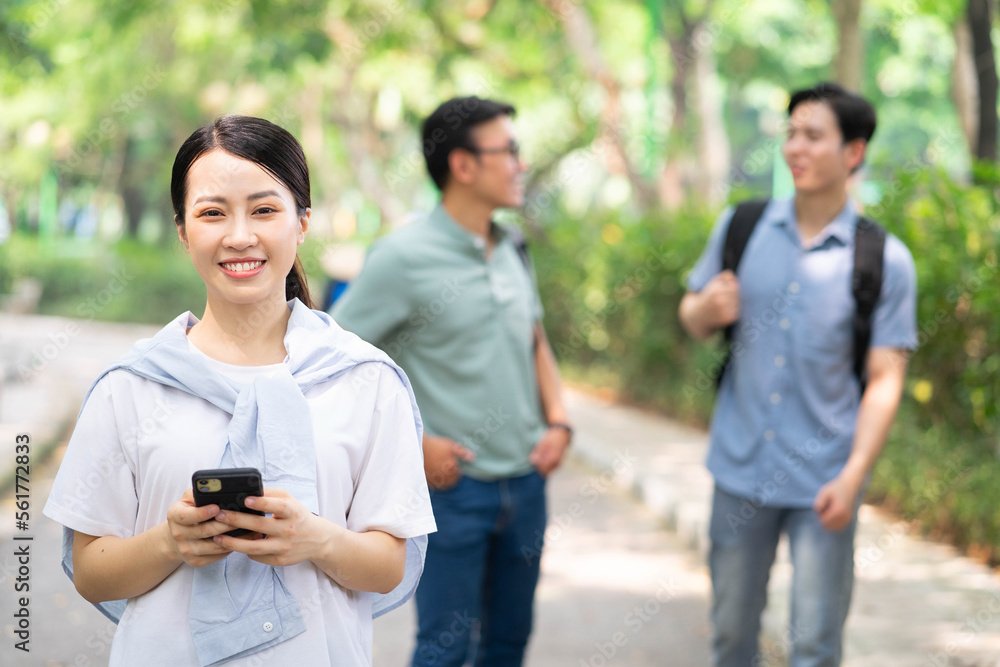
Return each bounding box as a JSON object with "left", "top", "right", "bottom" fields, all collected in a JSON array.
[
  {"left": 421, "top": 96, "right": 516, "bottom": 191},
  {"left": 788, "top": 82, "right": 877, "bottom": 144}
]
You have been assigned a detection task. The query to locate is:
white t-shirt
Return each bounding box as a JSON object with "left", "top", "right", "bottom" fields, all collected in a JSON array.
[{"left": 44, "top": 340, "right": 436, "bottom": 666}]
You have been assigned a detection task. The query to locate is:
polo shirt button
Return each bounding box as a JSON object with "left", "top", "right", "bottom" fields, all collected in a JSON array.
[
  {"left": 780, "top": 318, "right": 791, "bottom": 330},
  {"left": 775, "top": 355, "right": 786, "bottom": 367},
  {"left": 789, "top": 282, "right": 800, "bottom": 294},
  {"left": 764, "top": 430, "right": 775, "bottom": 441},
  {"left": 770, "top": 393, "right": 781, "bottom": 405},
  {"left": 263, "top": 622, "right": 274, "bottom": 632}
]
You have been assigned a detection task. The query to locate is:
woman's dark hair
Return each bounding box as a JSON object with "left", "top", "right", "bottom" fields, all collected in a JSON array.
[
  {"left": 171, "top": 115, "right": 314, "bottom": 308},
  {"left": 421, "top": 96, "right": 516, "bottom": 191}
]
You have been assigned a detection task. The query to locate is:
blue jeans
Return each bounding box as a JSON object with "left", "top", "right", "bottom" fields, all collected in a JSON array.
[
  {"left": 412, "top": 470, "right": 547, "bottom": 667},
  {"left": 709, "top": 486, "right": 858, "bottom": 667}
]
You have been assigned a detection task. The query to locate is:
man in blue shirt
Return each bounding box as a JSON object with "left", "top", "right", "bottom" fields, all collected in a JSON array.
[
  {"left": 332, "top": 97, "right": 572, "bottom": 667},
  {"left": 679, "top": 83, "right": 917, "bottom": 666}
]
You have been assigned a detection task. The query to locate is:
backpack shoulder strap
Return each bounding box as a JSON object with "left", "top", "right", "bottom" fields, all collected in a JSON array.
[
  {"left": 500, "top": 222, "right": 531, "bottom": 271},
  {"left": 722, "top": 199, "right": 770, "bottom": 274},
  {"left": 851, "top": 216, "right": 886, "bottom": 392},
  {"left": 501, "top": 222, "right": 542, "bottom": 350},
  {"left": 715, "top": 199, "right": 769, "bottom": 388}
]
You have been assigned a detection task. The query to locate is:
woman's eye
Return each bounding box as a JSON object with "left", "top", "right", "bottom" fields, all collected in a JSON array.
[
  {"left": 199, "top": 209, "right": 223, "bottom": 217},
  {"left": 255, "top": 207, "right": 276, "bottom": 215}
]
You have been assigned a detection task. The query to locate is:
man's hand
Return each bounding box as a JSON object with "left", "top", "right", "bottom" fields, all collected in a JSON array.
[
  {"left": 529, "top": 426, "right": 571, "bottom": 477},
  {"left": 813, "top": 473, "right": 863, "bottom": 532},
  {"left": 699, "top": 270, "right": 741, "bottom": 328},
  {"left": 423, "top": 434, "right": 475, "bottom": 490},
  {"left": 679, "top": 270, "right": 741, "bottom": 340},
  {"left": 814, "top": 348, "right": 910, "bottom": 532}
]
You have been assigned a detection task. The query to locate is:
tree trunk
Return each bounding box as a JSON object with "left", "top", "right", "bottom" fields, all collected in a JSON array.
[
  {"left": 330, "top": 71, "right": 408, "bottom": 227},
  {"left": 324, "top": 23, "right": 409, "bottom": 228},
  {"left": 693, "top": 22, "right": 731, "bottom": 207},
  {"left": 832, "top": 0, "right": 864, "bottom": 90},
  {"left": 119, "top": 137, "right": 145, "bottom": 238},
  {"left": 546, "top": 0, "right": 657, "bottom": 210},
  {"left": 968, "top": 0, "right": 999, "bottom": 162},
  {"left": 952, "top": 19, "right": 979, "bottom": 158},
  {"left": 661, "top": 27, "right": 698, "bottom": 210}
]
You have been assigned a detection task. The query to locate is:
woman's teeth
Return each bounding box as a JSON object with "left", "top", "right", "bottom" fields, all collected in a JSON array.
[{"left": 222, "top": 261, "right": 263, "bottom": 272}]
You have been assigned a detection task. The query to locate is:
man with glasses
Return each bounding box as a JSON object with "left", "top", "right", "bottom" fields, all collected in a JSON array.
[{"left": 332, "top": 96, "right": 571, "bottom": 667}]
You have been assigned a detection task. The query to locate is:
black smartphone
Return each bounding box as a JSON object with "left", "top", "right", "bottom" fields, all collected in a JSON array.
[{"left": 191, "top": 467, "right": 264, "bottom": 537}]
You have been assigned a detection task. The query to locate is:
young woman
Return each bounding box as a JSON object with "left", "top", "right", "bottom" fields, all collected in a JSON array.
[{"left": 43, "top": 115, "right": 436, "bottom": 666}]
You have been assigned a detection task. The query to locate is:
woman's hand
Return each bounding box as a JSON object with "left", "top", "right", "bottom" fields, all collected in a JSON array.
[
  {"left": 164, "top": 489, "right": 234, "bottom": 568},
  {"left": 211, "top": 488, "right": 328, "bottom": 567},
  {"left": 213, "top": 488, "right": 406, "bottom": 593}
]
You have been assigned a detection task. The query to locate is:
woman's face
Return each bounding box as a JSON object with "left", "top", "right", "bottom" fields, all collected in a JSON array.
[{"left": 177, "top": 149, "right": 309, "bottom": 309}]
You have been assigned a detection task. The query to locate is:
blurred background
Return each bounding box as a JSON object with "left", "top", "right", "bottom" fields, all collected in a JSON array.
[{"left": 1, "top": 0, "right": 998, "bottom": 567}]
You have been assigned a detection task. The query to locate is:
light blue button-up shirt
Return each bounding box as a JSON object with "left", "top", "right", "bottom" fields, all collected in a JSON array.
[{"left": 687, "top": 198, "right": 917, "bottom": 507}]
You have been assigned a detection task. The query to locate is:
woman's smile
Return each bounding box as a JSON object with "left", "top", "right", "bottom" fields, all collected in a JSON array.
[{"left": 219, "top": 257, "right": 267, "bottom": 278}]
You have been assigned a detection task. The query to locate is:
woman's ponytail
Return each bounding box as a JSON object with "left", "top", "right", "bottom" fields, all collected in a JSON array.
[{"left": 285, "top": 255, "right": 314, "bottom": 309}]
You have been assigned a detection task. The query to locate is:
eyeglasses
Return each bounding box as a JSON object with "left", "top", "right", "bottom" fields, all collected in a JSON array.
[{"left": 465, "top": 140, "right": 521, "bottom": 160}]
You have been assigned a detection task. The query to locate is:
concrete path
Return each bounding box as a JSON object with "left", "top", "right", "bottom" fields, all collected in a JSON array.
[
  {"left": 1, "top": 313, "right": 999, "bottom": 666},
  {"left": 371, "top": 457, "right": 712, "bottom": 666},
  {"left": 566, "top": 389, "right": 1000, "bottom": 667}
]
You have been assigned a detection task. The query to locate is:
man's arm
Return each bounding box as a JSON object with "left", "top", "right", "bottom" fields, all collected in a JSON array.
[
  {"left": 813, "top": 347, "right": 910, "bottom": 531},
  {"left": 678, "top": 270, "right": 741, "bottom": 341},
  {"left": 529, "top": 323, "right": 571, "bottom": 476}
]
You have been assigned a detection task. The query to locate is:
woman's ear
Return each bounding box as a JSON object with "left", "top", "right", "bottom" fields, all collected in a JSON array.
[
  {"left": 298, "top": 208, "right": 311, "bottom": 245},
  {"left": 176, "top": 217, "right": 190, "bottom": 252}
]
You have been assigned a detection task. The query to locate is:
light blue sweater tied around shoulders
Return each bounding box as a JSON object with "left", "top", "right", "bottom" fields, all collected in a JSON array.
[{"left": 57, "top": 299, "right": 426, "bottom": 666}]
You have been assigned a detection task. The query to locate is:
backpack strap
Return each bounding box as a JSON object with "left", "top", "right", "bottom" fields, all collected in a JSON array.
[
  {"left": 715, "top": 199, "right": 770, "bottom": 387},
  {"left": 851, "top": 216, "right": 886, "bottom": 393},
  {"left": 504, "top": 223, "right": 532, "bottom": 272},
  {"left": 500, "top": 222, "right": 540, "bottom": 350}
]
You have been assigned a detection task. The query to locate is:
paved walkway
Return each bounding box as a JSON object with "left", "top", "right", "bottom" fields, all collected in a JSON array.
[
  {"left": 567, "top": 390, "right": 1000, "bottom": 666},
  {"left": 1, "top": 313, "right": 999, "bottom": 666}
]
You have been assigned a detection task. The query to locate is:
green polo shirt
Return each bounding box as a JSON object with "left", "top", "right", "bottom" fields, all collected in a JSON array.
[{"left": 331, "top": 204, "right": 547, "bottom": 480}]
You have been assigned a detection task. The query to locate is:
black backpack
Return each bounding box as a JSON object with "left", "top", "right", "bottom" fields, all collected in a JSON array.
[{"left": 716, "top": 199, "right": 886, "bottom": 393}]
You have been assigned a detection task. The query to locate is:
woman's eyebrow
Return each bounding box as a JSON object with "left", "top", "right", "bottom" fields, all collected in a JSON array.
[
  {"left": 193, "top": 190, "right": 281, "bottom": 205},
  {"left": 248, "top": 190, "right": 281, "bottom": 201},
  {"left": 194, "top": 195, "right": 227, "bottom": 204}
]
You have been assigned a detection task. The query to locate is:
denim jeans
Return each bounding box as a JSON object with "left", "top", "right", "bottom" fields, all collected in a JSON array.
[
  {"left": 709, "top": 486, "right": 858, "bottom": 667},
  {"left": 412, "top": 470, "right": 547, "bottom": 667}
]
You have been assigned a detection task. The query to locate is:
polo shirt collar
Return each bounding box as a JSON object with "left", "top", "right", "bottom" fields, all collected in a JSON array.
[
  {"left": 428, "top": 203, "right": 508, "bottom": 252},
  {"left": 766, "top": 196, "right": 858, "bottom": 248}
]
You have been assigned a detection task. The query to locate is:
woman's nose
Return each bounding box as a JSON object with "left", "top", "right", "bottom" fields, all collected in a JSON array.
[{"left": 224, "top": 214, "right": 257, "bottom": 248}]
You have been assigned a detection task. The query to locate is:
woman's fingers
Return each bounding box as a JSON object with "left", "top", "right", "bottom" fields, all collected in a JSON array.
[
  {"left": 215, "top": 508, "right": 272, "bottom": 535},
  {"left": 168, "top": 494, "right": 219, "bottom": 527}
]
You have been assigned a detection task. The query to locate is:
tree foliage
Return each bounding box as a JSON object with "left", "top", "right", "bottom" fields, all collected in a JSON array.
[{"left": 1, "top": 0, "right": 992, "bottom": 242}]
